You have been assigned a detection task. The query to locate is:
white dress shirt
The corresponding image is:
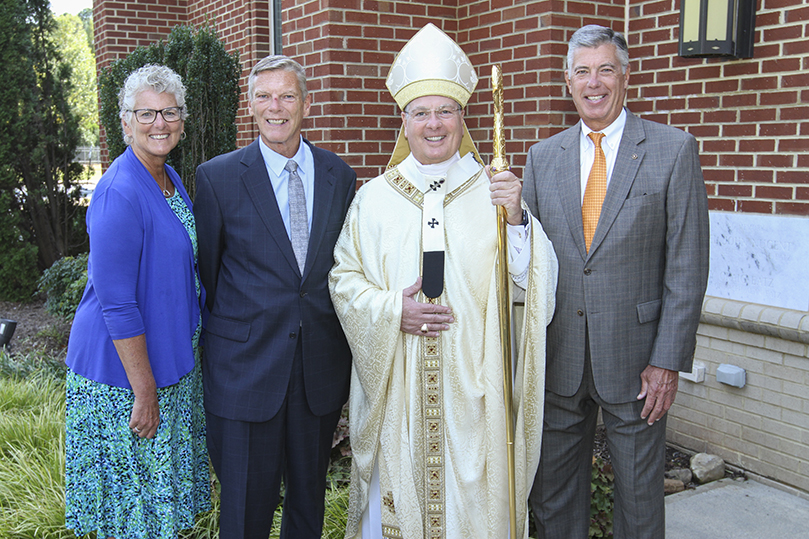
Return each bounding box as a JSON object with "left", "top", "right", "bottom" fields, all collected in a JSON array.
[{"left": 259, "top": 135, "right": 315, "bottom": 236}]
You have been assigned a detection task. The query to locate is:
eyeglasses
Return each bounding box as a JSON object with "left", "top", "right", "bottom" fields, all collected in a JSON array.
[
  {"left": 128, "top": 107, "right": 184, "bottom": 124},
  {"left": 404, "top": 106, "right": 462, "bottom": 123}
]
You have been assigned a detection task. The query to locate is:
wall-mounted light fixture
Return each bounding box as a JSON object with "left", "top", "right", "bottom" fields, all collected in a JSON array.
[{"left": 679, "top": 0, "right": 756, "bottom": 58}]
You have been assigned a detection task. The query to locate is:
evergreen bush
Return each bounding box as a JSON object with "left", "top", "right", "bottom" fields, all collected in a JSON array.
[
  {"left": 0, "top": 0, "right": 89, "bottom": 295},
  {"left": 98, "top": 23, "right": 241, "bottom": 199},
  {"left": 36, "top": 253, "right": 89, "bottom": 320},
  {"left": 0, "top": 219, "right": 39, "bottom": 302}
]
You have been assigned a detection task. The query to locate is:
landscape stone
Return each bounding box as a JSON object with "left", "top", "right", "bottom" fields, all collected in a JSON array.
[
  {"left": 690, "top": 453, "right": 725, "bottom": 484},
  {"left": 665, "top": 478, "right": 685, "bottom": 494},
  {"left": 665, "top": 467, "right": 693, "bottom": 484}
]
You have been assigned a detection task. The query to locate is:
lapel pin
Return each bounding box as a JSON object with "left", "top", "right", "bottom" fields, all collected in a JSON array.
[{"left": 632, "top": 154, "right": 638, "bottom": 160}]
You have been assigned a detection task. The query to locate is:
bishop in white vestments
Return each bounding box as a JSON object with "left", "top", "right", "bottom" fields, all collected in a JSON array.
[{"left": 328, "top": 23, "right": 558, "bottom": 539}]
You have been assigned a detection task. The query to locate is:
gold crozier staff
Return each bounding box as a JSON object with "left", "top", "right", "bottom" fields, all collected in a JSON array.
[{"left": 491, "top": 64, "right": 518, "bottom": 538}]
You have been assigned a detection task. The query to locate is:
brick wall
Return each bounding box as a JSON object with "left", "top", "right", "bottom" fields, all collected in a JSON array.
[
  {"left": 95, "top": 0, "right": 809, "bottom": 211},
  {"left": 670, "top": 297, "right": 809, "bottom": 494},
  {"left": 626, "top": 0, "right": 809, "bottom": 216}
]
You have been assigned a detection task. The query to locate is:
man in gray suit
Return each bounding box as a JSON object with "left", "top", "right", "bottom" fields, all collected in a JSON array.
[{"left": 523, "top": 25, "right": 709, "bottom": 538}]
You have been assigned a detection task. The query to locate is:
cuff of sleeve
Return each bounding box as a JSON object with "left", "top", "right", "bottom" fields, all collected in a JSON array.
[{"left": 507, "top": 219, "right": 531, "bottom": 289}]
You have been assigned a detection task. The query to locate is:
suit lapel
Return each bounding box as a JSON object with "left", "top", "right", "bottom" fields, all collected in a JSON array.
[
  {"left": 556, "top": 125, "right": 589, "bottom": 260},
  {"left": 240, "top": 140, "right": 301, "bottom": 275},
  {"left": 303, "top": 141, "right": 336, "bottom": 282},
  {"left": 587, "top": 111, "right": 646, "bottom": 257}
]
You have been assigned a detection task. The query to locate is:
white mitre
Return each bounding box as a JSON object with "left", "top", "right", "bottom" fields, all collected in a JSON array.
[
  {"left": 386, "top": 23, "right": 478, "bottom": 108},
  {"left": 386, "top": 23, "right": 481, "bottom": 168}
]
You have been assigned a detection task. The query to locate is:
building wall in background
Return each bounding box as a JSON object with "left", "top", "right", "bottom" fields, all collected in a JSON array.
[
  {"left": 94, "top": 0, "right": 809, "bottom": 493},
  {"left": 673, "top": 297, "right": 809, "bottom": 495},
  {"left": 94, "top": 0, "right": 809, "bottom": 215}
]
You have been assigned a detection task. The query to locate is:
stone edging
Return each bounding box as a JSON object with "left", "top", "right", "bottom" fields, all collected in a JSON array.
[{"left": 701, "top": 295, "right": 809, "bottom": 345}]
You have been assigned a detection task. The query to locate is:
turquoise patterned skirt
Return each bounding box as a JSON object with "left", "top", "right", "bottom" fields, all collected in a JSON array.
[{"left": 65, "top": 355, "right": 211, "bottom": 538}]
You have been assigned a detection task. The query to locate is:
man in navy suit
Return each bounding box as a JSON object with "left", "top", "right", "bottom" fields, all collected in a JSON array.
[
  {"left": 194, "top": 55, "right": 356, "bottom": 539},
  {"left": 524, "top": 26, "right": 709, "bottom": 538}
]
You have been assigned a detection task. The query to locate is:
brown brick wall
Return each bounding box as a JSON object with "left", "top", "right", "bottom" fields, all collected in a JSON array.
[
  {"left": 625, "top": 0, "right": 809, "bottom": 216},
  {"left": 95, "top": 0, "right": 809, "bottom": 213}
]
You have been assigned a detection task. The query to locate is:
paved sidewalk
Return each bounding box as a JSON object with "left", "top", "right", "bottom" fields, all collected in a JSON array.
[{"left": 666, "top": 477, "right": 809, "bottom": 539}]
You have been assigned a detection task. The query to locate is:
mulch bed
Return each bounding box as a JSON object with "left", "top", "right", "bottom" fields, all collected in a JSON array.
[{"left": 0, "top": 299, "right": 71, "bottom": 358}]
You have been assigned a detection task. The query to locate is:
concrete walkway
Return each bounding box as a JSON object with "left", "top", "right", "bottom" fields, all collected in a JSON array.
[{"left": 666, "top": 477, "right": 809, "bottom": 539}]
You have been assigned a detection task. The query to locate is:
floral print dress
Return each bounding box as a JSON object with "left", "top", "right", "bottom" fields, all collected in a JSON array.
[{"left": 65, "top": 190, "right": 210, "bottom": 538}]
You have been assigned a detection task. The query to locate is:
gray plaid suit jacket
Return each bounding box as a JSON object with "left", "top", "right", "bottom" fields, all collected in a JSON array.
[{"left": 523, "top": 110, "right": 709, "bottom": 404}]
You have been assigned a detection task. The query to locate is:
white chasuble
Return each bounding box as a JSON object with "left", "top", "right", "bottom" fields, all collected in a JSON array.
[{"left": 329, "top": 153, "right": 558, "bottom": 539}]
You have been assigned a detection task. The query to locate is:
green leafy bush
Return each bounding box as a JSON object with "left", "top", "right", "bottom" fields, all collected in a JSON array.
[
  {"left": 98, "top": 23, "right": 241, "bottom": 199},
  {"left": 590, "top": 456, "right": 615, "bottom": 538},
  {"left": 37, "top": 253, "right": 89, "bottom": 320},
  {"left": 0, "top": 189, "right": 39, "bottom": 302},
  {"left": 0, "top": 234, "right": 39, "bottom": 302}
]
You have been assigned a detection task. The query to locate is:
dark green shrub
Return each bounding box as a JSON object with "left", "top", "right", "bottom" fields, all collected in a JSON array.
[
  {"left": 590, "top": 456, "right": 614, "bottom": 538},
  {"left": 36, "top": 253, "right": 88, "bottom": 320},
  {"left": 0, "top": 0, "right": 88, "bottom": 276},
  {"left": 0, "top": 237, "right": 39, "bottom": 302},
  {"left": 98, "top": 23, "right": 241, "bottom": 199}
]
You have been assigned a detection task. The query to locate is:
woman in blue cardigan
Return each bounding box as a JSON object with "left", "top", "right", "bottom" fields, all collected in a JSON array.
[{"left": 65, "top": 65, "right": 210, "bottom": 538}]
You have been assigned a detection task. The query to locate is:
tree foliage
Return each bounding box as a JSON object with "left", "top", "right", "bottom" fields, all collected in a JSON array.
[
  {"left": 0, "top": 0, "right": 88, "bottom": 301},
  {"left": 53, "top": 13, "right": 98, "bottom": 147},
  {"left": 99, "top": 24, "right": 241, "bottom": 199},
  {"left": 77, "top": 7, "right": 93, "bottom": 45}
]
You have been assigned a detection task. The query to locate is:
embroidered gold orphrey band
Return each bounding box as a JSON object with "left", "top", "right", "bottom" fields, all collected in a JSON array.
[
  {"left": 382, "top": 523, "right": 403, "bottom": 538},
  {"left": 423, "top": 295, "right": 444, "bottom": 539},
  {"left": 379, "top": 295, "right": 446, "bottom": 539},
  {"left": 384, "top": 166, "right": 483, "bottom": 211}
]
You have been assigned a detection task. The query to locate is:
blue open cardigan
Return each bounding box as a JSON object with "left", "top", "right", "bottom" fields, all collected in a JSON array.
[{"left": 66, "top": 147, "right": 202, "bottom": 389}]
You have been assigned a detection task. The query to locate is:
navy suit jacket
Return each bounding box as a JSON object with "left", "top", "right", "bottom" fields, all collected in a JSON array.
[
  {"left": 194, "top": 138, "right": 356, "bottom": 421},
  {"left": 523, "top": 111, "right": 709, "bottom": 404}
]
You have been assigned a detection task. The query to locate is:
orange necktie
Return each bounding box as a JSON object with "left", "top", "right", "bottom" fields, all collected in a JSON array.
[{"left": 582, "top": 132, "right": 606, "bottom": 252}]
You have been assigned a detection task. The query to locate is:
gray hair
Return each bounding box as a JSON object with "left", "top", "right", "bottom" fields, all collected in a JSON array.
[
  {"left": 119, "top": 64, "right": 188, "bottom": 145},
  {"left": 248, "top": 55, "right": 308, "bottom": 102},
  {"left": 566, "top": 25, "right": 630, "bottom": 74}
]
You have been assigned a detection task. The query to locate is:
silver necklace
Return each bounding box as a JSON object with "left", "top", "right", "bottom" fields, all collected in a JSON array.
[{"left": 161, "top": 170, "right": 171, "bottom": 198}]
